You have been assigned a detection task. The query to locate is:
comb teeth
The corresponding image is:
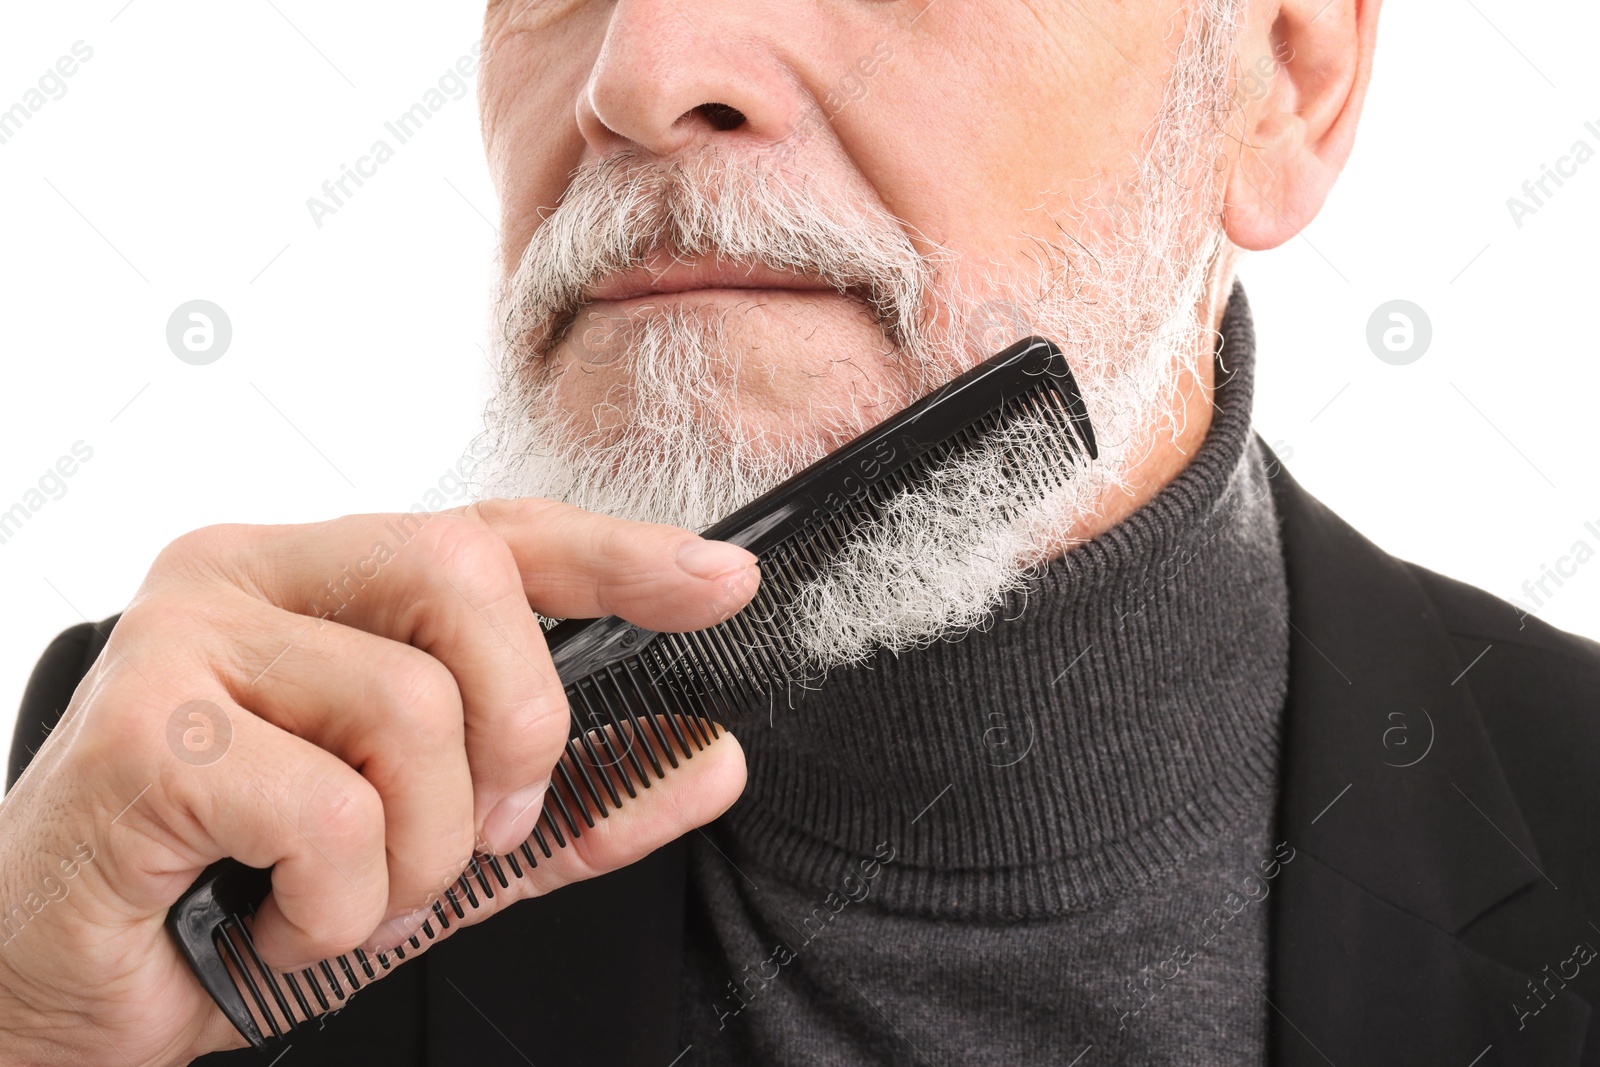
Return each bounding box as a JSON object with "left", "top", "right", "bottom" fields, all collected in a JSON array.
[
  {"left": 171, "top": 697, "right": 721, "bottom": 1045},
  {"left": 168, "top": 335, "right": 1098, "bottom": 1047}
]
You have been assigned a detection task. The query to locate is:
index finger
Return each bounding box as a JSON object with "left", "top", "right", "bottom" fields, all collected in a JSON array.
[{"left": 462, "top": 496, "right": 760, "bottom": 629}]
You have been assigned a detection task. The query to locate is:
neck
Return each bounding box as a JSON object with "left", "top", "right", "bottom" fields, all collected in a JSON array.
[
  {"left": 1063, "top": 260, "right": 1235, "bottom": 547},
  {"left": 706, "top": 280, "right": 1288, "bottom": 921}
]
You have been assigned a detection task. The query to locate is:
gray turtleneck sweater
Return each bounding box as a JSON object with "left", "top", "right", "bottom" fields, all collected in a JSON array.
[{"left": 679, "top": 284, "right": 1289, "bottom": 1066}]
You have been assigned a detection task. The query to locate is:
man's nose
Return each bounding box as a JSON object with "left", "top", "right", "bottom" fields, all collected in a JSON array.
[{"left": 576, "top": 0, "right": 810, "bottom": 160}]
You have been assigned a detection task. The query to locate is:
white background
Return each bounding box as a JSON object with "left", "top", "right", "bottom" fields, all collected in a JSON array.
[{"left": 2, "top": 0, "right": 1596, "bottom": 749}]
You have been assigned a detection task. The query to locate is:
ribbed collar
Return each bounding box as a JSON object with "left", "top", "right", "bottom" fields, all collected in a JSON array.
[{"left": 708, "top": 283, "right": 1289, "bottom": 920}]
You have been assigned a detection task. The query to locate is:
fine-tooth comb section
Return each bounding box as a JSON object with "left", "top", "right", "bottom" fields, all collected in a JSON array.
[{"left": 166, "top": 335, "right": 1097, "bottom": 1047}]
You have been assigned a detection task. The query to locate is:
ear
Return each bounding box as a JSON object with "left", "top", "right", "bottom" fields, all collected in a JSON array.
[{"left": 1221, "top": 0, "right": 1383, "bottom": 251}]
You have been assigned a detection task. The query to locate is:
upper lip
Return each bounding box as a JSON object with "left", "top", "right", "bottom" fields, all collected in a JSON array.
[{"left": 585, "top": 254, "right": 838, "bottom": 304}]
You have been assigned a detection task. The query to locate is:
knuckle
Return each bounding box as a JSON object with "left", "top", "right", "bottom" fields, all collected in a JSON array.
[
  {"left": 496, "top": 692, "right": 573, "bottom": 761},
  {"left": 76, "top": 687, "right": 167, "bottom": 775},
  {"left": 587, "top": 522, "right": 670, "bottom": 616},
  {"left": 112, "top": 595, "right": 219, "bottom": 675},
  {"left": 420, "top": 516, "right": 520, "bottom": 598},
  {"left": 592, "top": 515, "right": 650, "bottom": 568},
  {"left": 300, "top": 770, "right": 384, "bottom": 860},
  {"left": 372, "top": 652, "right": 463, "bottom": 729},
  {"left": 116, "top": 593, "right": 193, "bottom": 641},
  {"left": 151, "top": 523, "right": 249, "bottom": 577},
  {"left": 467, "top": 496, "right": 557, "bottom": 528}
]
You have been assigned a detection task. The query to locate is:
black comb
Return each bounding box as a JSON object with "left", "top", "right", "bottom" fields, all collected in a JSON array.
[{"left": 166, "top": 334, "right": 1097, "bottom": 1046}]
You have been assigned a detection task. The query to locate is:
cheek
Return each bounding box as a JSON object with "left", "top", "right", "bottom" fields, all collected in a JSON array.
[
  {"left": 482, "top": 19, "right": 605, "bottom": 271},
  {"left": 838, "top": 2, "right": 1179, "bottom": 273}
]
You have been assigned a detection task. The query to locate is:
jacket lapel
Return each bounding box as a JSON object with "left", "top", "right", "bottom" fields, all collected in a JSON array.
[{"left": 1264, "top": 445, "right": 1591, "bottom": 1064}]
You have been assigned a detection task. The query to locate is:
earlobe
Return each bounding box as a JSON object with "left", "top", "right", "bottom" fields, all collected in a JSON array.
[{"left": 1220, "top": 0, "right": 1383, "bottom": 252}]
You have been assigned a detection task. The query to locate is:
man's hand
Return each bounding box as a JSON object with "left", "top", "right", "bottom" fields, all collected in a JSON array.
[{"left": 0, "top": 498, "right": 758, "bottom": 1066}]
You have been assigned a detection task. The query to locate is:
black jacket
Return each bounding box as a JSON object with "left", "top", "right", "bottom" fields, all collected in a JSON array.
[{"left": 11, "top": 452, "right": 1600, "bottom": 1066}]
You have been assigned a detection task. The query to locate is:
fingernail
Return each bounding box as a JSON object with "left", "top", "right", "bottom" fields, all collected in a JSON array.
[
  {"left": 712, "top": 565, "right": 761, "bottom": 620},
  {"left": 483, "top": 780, "right": 548, "bottom": 856},
  {"left": 677, "top": 537, "right": 757, "bottom": 581}
]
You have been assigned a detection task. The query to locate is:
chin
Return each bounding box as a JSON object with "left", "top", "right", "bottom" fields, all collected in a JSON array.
[{"left": 542, "top": 297, "right": 922, "bottom": 455}]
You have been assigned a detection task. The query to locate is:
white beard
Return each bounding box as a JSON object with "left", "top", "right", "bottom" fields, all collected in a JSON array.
[{"left": 476, "top": 4, "right": 1239, "bottom": 673}]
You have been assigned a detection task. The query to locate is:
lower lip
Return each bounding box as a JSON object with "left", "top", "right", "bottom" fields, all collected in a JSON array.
[{"left": 591, "top": 286, "right": 837, "bottom": 307}]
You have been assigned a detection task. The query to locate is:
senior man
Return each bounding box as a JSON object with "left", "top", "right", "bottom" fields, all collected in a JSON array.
[{"left": 6, "top": 0, "right": 1600, "bottom": 1065}]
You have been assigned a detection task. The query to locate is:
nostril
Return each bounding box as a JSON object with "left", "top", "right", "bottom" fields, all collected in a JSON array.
[{"left": 695, "top": 102, "right": 746, "bottom": 131}]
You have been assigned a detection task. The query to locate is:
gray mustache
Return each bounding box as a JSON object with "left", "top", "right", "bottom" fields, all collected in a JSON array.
[{"left": 495, "top": 146, "right": 935, "bottom": 363}]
